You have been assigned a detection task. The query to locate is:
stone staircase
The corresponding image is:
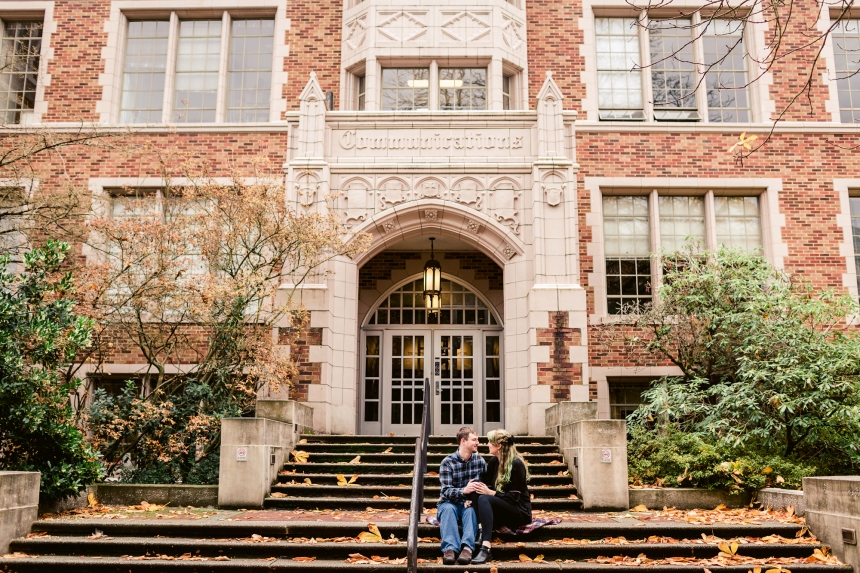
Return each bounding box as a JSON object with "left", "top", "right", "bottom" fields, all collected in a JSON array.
[
  {"left": 266, "top": 434, "right": 581, "bottom": 511},
  {"left": 1, "top": 435, "right": 852, "bottom": 573}
]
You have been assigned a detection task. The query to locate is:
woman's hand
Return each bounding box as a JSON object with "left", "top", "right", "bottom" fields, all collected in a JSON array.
[
  {"left": 474, "top": 482, "right": 495, "bottom": 496},
  {"left": 463, "top": 500, "right": 472, "bottom": 508}
]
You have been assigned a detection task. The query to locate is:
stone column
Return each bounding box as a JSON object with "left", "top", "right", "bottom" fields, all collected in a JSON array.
[{"left": 523, "top": 73, "right": 588, "bottom": 435}]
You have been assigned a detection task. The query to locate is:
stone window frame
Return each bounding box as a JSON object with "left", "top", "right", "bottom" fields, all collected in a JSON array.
[
  {"left": 0, "top": 177, "right": 38, "bottom": 272},
  {"left": 0, "top": 2, "right": 56, "bottom": 124},
  {"left": 591, "top": 366, "right": 683, "bottom": 419},
  {"left": 98, "top": 0, "right": 288, "bottom": 124},
  {"left": 585, "top": 177, "right": 787, "bottom": 323},
  {"left": 343, "top": 56, "right": 524, "bottom": 111},
  {"left": 834, "top": 180, "right": 860, "bottom": 314},
  {"left": 579, "top": 1, "right": 773, "bottom": 124}
]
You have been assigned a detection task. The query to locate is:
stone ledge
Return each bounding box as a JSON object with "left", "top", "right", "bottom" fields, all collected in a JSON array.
[
  {"left": 93, "top": 484, "right": 218, "bottom": 508},
  {"left": 629, "top": 488, "right": 752, "bottom": 510},
  {"left": 757, "top": 488, "right": 805, "bottom": 516},
  {"left": 0, "top": 471, "right": 40, "bottom": 553}
]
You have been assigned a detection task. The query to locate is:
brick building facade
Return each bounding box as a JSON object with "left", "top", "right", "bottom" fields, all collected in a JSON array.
[{"left": 2, "top": 0, "right": 859, "bottom": 435}]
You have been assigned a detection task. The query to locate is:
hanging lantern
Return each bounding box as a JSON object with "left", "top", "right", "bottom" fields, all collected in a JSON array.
[{"left": 423, "top": 237, "right": 442, "bottom": 315}]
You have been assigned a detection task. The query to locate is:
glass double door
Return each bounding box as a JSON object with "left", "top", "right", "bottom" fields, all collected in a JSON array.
[{"left": 360, "top": 329, "right": 503, "bottom": 436}]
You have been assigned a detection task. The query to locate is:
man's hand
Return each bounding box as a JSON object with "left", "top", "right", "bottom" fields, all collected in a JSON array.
[
  {"left": 464, "top": 500, "right": 472, "bottom": 508},
  {"left": 462, "top": 478, "right": 478, "bottom": 494}
]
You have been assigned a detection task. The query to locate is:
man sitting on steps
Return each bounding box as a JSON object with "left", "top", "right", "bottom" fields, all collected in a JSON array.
[{"left": 437, "top": 426, "right": 487, "bottom": 565}]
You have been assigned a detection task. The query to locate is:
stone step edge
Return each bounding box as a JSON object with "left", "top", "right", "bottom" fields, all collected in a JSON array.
[{"left": 0, "top": 556, "right": 849, "bottom": 573}]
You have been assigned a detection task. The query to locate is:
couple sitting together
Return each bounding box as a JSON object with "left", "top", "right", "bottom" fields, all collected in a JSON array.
[{"left": 437, "top": 426, "right": 531, "bottom": 565}]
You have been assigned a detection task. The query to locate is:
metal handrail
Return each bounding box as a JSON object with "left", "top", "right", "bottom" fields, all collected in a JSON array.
[{"left": 406, "top": 377, "right": 431, "bottom": 573}]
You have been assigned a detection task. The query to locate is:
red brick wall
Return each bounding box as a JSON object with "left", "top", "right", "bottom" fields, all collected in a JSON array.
[
  {"left": 279, "top": 327, "right": 323, "bottom": 402},
  {"left": 526, "top": 0, "right": 584, "bottom": 110},
  {"left": 358, "top": 251, "right": 503, "bottom": 292},
  {"left": 42, "top": 1, "right": 111, "bottom": 122},
  {"left": 537, "top": 311, "right": 583, "bottom": 402},
  {"left": 284, "top": 0, "right": 342, "bottom": 112}
]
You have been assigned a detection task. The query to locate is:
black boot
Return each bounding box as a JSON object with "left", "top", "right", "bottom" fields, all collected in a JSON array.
[{"left": 471, "top": 545, "right": 492, "bottom": 564}]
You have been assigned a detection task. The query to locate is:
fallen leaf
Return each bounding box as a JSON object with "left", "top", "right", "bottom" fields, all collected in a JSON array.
[
  {"left": 89, "top": 530, "right": 104, "bottom": 540},
  {"left": 534, "top": 554, "right": 547, "bottom": 563},
  {"left": 630, "top": 504, "right": 649, "bottom": 512},
  {"left": 291, "top": 450, "right": 309, "bottom": 463},
  {"left": 303, "top": 478, "right": 313, "bottom": 485},
  {"left": 519, "top": 554, "right": 533, "bottom": 562},
  {"left": 337, "top": 474, "right": 359, "bottom": 486},
  {"left": 269, "top": 492, "right": 287, "bottom": 498},
  {"left": 298, "top": 438, "right": 308, "bottom": 444},
  {"left": 776, "top": 475, "right": 785, "bottom": 484},
  {"left": 549, "top": 460, "right": 563, "bottom": 465},
  {"left": 348, "top": 455, "right": 362, "bottom": 464},
  {"left": 381, "top": 447, "right": 393, "bottom": 454},
  {"left": 87, "top": 492, "right": 99, "bottom": 507},
  {"left": 427, "top": 471, "right": 439, "bottom": 476},
  {"left": 358, "top": 523, "right": 383, "bottom": 543},
  {"left": 293, "top": 556, "right": 316, "bottom": 562}
]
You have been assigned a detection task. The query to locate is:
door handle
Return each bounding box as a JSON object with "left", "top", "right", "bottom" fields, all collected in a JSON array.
[{"left": 435, "top": 361, "right": 441, "bottom": 394}]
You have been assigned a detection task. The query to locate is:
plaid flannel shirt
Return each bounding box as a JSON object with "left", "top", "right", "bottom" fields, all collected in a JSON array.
[{"left": 438, "top": 450, "right": 487, "bottom": 503}]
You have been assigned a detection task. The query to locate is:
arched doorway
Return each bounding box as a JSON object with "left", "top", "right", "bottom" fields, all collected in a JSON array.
[{"left": 359, "top": 274, "right": 504, "bottom": 436}]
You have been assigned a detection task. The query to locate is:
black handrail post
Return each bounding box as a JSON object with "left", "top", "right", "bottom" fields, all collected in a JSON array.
[{"left": 406, "top": 377, "right": 431, "bottom": 573}]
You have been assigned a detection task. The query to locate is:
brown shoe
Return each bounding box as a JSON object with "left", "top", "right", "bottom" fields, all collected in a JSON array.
[
  {"left": 457, "top": 546, "right": 472, "bottom": 565},
  {"left": 443, "top": 549, "right": 456, "bottom": 565}
]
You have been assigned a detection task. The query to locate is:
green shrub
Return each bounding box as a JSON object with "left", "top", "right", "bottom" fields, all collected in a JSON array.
[
  {"left": 627, "top": 426, "right": 815, "bottom": 493},
  {"left": 0, "top": 242, "right": 103, "bottom": 500}
]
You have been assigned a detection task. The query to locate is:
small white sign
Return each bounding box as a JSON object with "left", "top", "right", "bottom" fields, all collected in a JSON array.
[
  {"left": 601, "top": 449, "right": 612, "bottom": 463},
  {"left": 236, "top": 447, "right": 248, "bottom": 462}
]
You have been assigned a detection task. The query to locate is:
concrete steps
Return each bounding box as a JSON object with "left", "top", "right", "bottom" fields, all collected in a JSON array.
[
  {"left": 6, "top": 519, "right": 850, "bottom": 572},
  {"left": 269, "top": 435, "right": 576, "bottom": 510},
  {"left": 3, "top": 434, "right": 850, "bottom": 573}
]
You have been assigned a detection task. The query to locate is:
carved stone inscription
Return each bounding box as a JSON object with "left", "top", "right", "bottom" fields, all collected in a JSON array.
[{"left": 336, "top": 129, "right": 529, "bottom": 156}]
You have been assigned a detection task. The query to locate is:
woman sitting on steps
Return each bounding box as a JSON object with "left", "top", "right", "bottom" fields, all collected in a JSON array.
[{"left": 468, "top": 428, "right": 532, "bottom": 564}]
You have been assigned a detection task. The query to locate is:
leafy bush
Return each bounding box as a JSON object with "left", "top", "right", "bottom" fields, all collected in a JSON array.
[
  {"left": 628, "top": 426, "right": 815, "bottom": 493},
  {"left": 0, "top": 241, "right": 103, "bottom": 500},
  {"left": 618, "top": 246, "right": 860, "bottom": 490}
]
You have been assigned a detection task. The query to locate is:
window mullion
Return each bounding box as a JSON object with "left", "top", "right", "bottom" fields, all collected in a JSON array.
[
  {"left": 490, "top": 56, "right": 503, "bottom": 110},
  {"left": 692, "top": 11, "right": 709, "bottom": 122},
  {"left": 639, "top": 13, "right": 654, "bottom": 121},
  {"left": 429, "top": 60, "right": 439, "bottom": 111},
  {"left": 216, "top": 11, "right": 231, "bottom": 123},
  {"left": 649, "top": 189, "right": 662, "bottom": 301},
  {"left": 162, "top": 13, "right": 179, "bottom": 123},
  {"left": 704, "top": 190, "right": 717, "bottom": 250}
]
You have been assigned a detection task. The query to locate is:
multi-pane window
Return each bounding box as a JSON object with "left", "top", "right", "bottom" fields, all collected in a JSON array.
[
  {"left": 595, "top": 18, "right": 644, "bottom": 120},
  {"left": 703, "top": 20, "right": 751, "bottom": 122},
  {"left": 439, "top": 68, "right": 487, "bottom": 110},
  {"left": 226, "top": 19, "right": 274, "bottom": 122},
  {"left": 363, "top": 335, "right": 381, "bottom": 422},
  {"left": 502, "top": 75, "right": 512, "bottom": 110},
  {"left": 603, "top": 196, "right": 652, "bottom": 314},
  {"left": 381, "top": 68, "right": 429, "bottom": 111},
  {"left": 658, "top": 196, "right": 705, "bottom": 251},
  {"left": 603, "top": 193, "right": 763, "bottom": 314},
  {"left": 714, "top": 196, "right": 762, "bottom": 252},
  {"left": 174, "top": 20, "right": 221, "bottom": 123},
  {"left": 595, "top": 16, "right": 750, "bottom": 122},
  {"left": 485, "top": 335, "right": 502, "bottom": 423},
  {"left": 119, "top": 15, "right": 274, "bottom": 124},
  {"left": 120, "top": 21, "right": 169, "bottom": 124},
  {"left": 357, "top": 75, "right": 366, "bottom": 111},
  {"left": 608, "top": 378, "right": 651, "bottom": 419},
  {"left": 649, "top": 19, "right": 698, "bottom": 119},
  {"left": 0, "top": 21, "right": 42, "bottom": 124},
  {"left": 367, "top": 278, "right": 498, "bottom": 326},
  {"left": 851, "top": 197, "right": 860, "bottom": 295},
  {"left": 832, "top": 19, "right": 860, "bottom": 123}
]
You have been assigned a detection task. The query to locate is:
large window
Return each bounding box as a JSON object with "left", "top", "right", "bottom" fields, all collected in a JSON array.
[
  {"left": 832, "top": 19, "right": 860, "bottom": 123},
  {"left": 608, "top": 378, "right": 652, "bottom": 419},
  {"left": 381, "top": 68, "right": 429, "bottom": 111},
  {"left": 851, "top": 196, "right": 860, "bottom": 296},
  {"left": 0, "top": 21, "right": 42, "bottom": 124},
  {"left": 595, "top": 16, "right": 751, "bottom": 122},
  {"left": 439, "top": 68, "right": 487, "bottom": 110},
  {"left": 120, "top": 15, "right": 274, "bottom": 124},
  {"left": 602, "top": 193, "right": 763, "bottom": 314},
  {"left": 367, "top": 278, "right": 498, "bottom": 326}
]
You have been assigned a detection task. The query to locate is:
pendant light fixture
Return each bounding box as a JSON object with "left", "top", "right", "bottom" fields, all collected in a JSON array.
[{"left": 423, "top": 237, "right": 442, "bottom": 315}]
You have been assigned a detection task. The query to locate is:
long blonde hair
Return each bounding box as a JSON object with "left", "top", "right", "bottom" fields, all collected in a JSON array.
[{"left": 487, "top": 429, "right": 529, "bottom": 492}]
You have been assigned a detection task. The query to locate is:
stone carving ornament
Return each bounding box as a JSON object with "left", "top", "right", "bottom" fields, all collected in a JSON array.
[
  {"left": 489, "top": 180, "right": 522, "bottom": 235},
  {"left": 378, "top": 178, "right": 410, "bottom": 210},
  {"left": 451, "top": 178, "right": 483, "bottom": 211},
  {"left": 542, "top": 172, "right": 565, "bottom": 207},
  {"left": 295, "top": 172, "right": 320, "bottom": 208},
  {"left": 342, "top": 179, "right": 371, "bottom": 228}
]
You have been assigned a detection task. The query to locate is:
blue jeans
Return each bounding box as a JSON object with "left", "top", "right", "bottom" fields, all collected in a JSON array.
[{"left": 437, "top": 500, "right": 477, "bottom": 553}]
